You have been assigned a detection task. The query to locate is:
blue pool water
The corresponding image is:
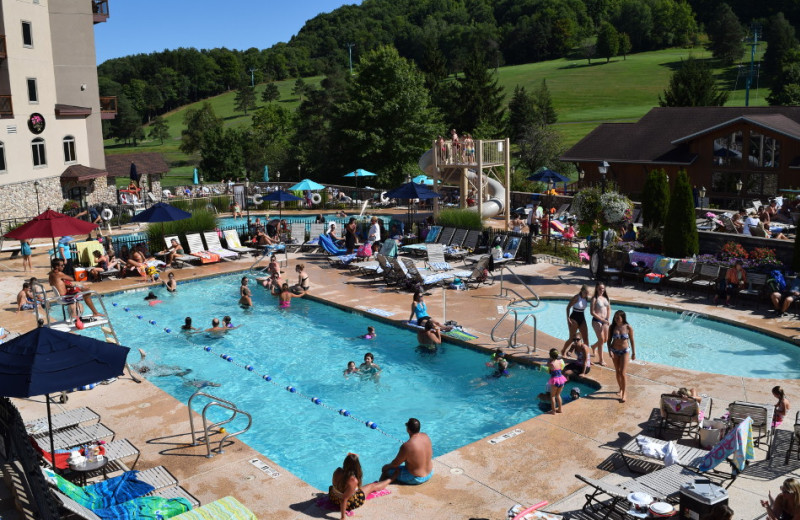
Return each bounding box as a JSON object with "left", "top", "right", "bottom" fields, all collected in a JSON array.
[
  {"left": 81, "top": 275, "right": 595, "bottom": 490},
  {"left": 216, "top": 214, "right": 332, "bottom": 229},
  {"left": 514, "top": 299, "right": 800, "bottom": 379}
]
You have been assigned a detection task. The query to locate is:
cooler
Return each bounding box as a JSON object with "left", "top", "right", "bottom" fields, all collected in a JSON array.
[
  {"left": 73, "top": 268, "right": 88, "bottom": 282},
  {"left": 679, "top": 479, "right": 728, "bottom": 520}
]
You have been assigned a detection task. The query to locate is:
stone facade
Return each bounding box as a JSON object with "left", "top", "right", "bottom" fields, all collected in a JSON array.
[{"left": 0, "top": 177, "right": 64, "bottom": 221}]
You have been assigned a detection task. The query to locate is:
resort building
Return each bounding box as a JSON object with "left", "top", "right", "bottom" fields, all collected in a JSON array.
[
  {"left": 562, "top": 106, "right": 800, "bottom": 202},
  {"left": 0, "top": 0, "right": 116, "bottom": 221}
]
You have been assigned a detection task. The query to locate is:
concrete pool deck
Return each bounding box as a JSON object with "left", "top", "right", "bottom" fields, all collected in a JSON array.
[{"left": 3, "top": 242, "right": 800, "bottom": 519}]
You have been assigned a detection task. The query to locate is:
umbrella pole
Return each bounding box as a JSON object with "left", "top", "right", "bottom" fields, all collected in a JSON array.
[{"left": 46, "top": 394, "right": 58, "bottom": 474}]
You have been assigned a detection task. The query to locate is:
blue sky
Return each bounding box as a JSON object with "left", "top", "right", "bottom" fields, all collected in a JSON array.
[{"left": 94, "top": 0, "right": 360, "bottom": 64}]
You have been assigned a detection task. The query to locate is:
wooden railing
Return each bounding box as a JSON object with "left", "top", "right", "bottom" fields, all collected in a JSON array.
[
  {"left": 0, "top": 36, "right": 7, "bottom": 60},
  {"left": 0, "top": 96, "right": 13, "bottom": 117},
  {"left": 99, "top": 96, "right": 117, "bottom": 119}
]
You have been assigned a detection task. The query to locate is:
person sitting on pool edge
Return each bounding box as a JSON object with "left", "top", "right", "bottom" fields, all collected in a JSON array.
[
  {"left": 381, "top": 418, "right": 434, "bottom": 485},
  {"left": 329, "top": 453, "right": 391, "bottom": 520}
]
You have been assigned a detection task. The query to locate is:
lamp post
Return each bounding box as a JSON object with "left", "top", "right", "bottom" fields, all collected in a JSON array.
[
  {"left": 735, "top": 179, "right": 743, "bottom": 208},
  {"left": 33, "top": 180, "right": 41, "bottom": 213},
  {"left": 594, "top": 161, "right": 609, "bottom": 281},
  {"left": 245, "top": 177, "right": 250, "bottom": 222},
  {"left": 578, "top": 169, "right": 585, "bottom": 189},
  {"left": 297, "top": 164, "right": 301, "bottom": 181},
  {"left": 698, "top": 186, "right": 706, "bottom": 211}
]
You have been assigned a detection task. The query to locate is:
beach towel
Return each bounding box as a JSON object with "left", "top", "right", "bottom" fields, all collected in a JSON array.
[
  {"left": 444, "top": 329, "right": 479, "bottom": 341},
  {"left": 316, "top": 489, "right": 391, "bottom": 516},
  {"left": 698, "top": 417, "right": 754, "bottom": 472},
  {"left": 93, "top": 496, "right": 193, "bottom": 520},
  {"left": 43, "top": 468, "right": 154, "bottom": 509},
  {"left": 172, "top": 496, "right": 256, "bottom": 519}
]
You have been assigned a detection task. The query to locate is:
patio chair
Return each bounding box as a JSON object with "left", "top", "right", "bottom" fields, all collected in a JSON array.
[
  {"left": 172, "top": 496, "right": 257, "bottom": 519},
  {"left": 32, "top": 423, "right": 114, "bottom": 452},
  {"left": 162, "top": 236, "right": 201, "bottom": 266},
  {"left": 424, "top": 243, "right": 453, "bottom": 271},
  {"left": 460, "top": 229, "right": 481, "bottom": 252},
  {"left": 356, "top": 253, "right": 391, "bottom": 279},
  {"left": 25, "top": 407, "right": 99, "bottom": 435},
  {"left": 301, "top": 223, "right": 326, "bottom": 253},
  {"left": 493, "top": 236, "right": 523, "bottom": 267},
  {"left": 400, "top": 257, "right": 471, "bottom": 289},
  {"left": 750, "top": 224, "right": 768, "bottom": 238},
  {"left": 184, "top": 233, "right": 221, "bottom": 264},
  {"left": 689, "top": 264, "right": 721, "bottom": 298},
  {"left": 465, "top": 235, "right": 507, "bottom": 264},
  {"left": 657, "top": 393, "right": 713, "bottom": 440},
  {"left": 201, "top": 232, "right": 239, "bottom": 261},
  {"left": 286, "top": 222, "right": 307, "bottom": 253},
  {"left": 738, "top": 272, "right": 767, "bottom": 306},
  {"left": 319, "top": 235, "right": 357, "bottom": 266},
  {"left": 438, "top": 227, "right": 456, "bottom": 246},
  {"left": 221, "top": 230, "right": 257, "bottom": 255},
  {"left": 400, "top": 225, "right": 443, "bottom": 256},
  {"left": 462, "top": 256, "right": 493, "bottom": 289},
  {"left": 783, "top": 410, "right": 800, "bottom": 465},
  {"left": 665, "top": 261, "right": 697, "bottom": 291},
  {"left": 449, "top": 228, "right": 467, "bottom": 248},
  {"left": 728, "top": 401, "right": 774, "bottom": 451},
  {"left": 720, "top": 215, "right": 741, "bottom": 234}
]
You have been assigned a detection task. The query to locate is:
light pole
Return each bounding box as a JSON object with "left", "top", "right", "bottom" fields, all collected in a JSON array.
[
  {"left": 33, "top": 180, "right": 41, "bottom": 213},
  {"left": 698, "top": 186, "right": 707, "bottom": 210},
  {"left": 578, "top": 169, "right": 585, "bottom": 189},
  {"left": 248, "top": 67, "right": 258, "bottom": 87},
  {"left": 245, "top": 177, "right": 250, "bottom": 222},
  {"left": 735, "top": 178, "right": 743, "bottom": 209},
  {"left": 594, "top": 161, "right": 609, "bottom": 281},
  {"left": 297, "top": 164, "right": 301, "bottom": 181}
]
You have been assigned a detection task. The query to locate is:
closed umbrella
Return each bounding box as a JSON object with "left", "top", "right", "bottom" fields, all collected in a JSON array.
[
  {"left": 261, "top": 190, "right": 302, "bottom": 220},
  {"left": 0, "top": 326, "right": 130, "bottom": 472},
  {"left": 263, "top": 165, "right": 270, "bottom": 183},
  {"left": 192, "top": 168, "right": 199, "bottom": 185},
  {"left": 4, "top": 209, "right": 98, "bottom": 252}
]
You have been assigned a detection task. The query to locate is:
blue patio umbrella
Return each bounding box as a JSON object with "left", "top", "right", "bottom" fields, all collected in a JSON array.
[
  {"left": 263, "top": 165, "right": 270, "bottom": 182},
  {"left": 289, "top": 179, "right": 326, "bottom": 191},
  {"left": 385, "top": 181, "right": 442, "bottom": 200},
  {"left": 527, "top": 168, "right": 570, "bottom": 184},
  {"left": 192, "top": 168, "right": 199, "bottom": 185},
  {"left": 130, "top": 202, "right": 192, "bottom": 224},
  {"left": 261, "top": 190, "right": 302, "bottom": 220},
  {"left": 0, "top": 326, "right": 130, "bottom": 471},
  {"left": 412, "top": 175, "right": 434, "bottom": 186},
  {"left": 343, "top": 168, "right": 377, "bottom": 193}
]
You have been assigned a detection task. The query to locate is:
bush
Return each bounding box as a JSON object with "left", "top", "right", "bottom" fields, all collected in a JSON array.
[
  {"left": 662, "top": 169, "right": 698, "bottom": 258},
  {"left": 62, "top": 200, "right": 80, "bottom": 212},
  {"left": 641, "top": 169, "right": 670, "bottom": 228},
  {"left": 719, "top": 241, "right": 748, "bottom": 262},
  {"left": 436, "top": 209, "right": 483, "bottom": 230},
  {"left": 636, "top": 226, "right": 662, "bottom": 254},
  {"left": 532, "top": 239, "right": 581, "bottom": 264},
  {"left": 146, "top": 210, "right": 218, "bottom": 253},
  {"left": 208, "top": 195, "right": 232, "bottom": 212}
]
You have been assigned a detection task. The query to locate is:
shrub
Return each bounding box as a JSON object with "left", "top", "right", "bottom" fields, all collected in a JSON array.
[
  {"left": 208, "top": 195, "right": 232, "bottom": 212},
  {"left": 62, "top": 200, "right": 80, "bottom": 212},
  {"left": 641, "top": 169, "right": 670, "bottom": 228},
  {"left": 532, "top": 239, "right": 581, "bottom": 264},
  {"left": 636, "top": 226, "right": 663, "bottom": 254},
  {"left": 750, "top": 247, "right": 781, "bottom": 268},
  {"left": 146, "top": 210, "right": 218, "bottom": 253},
  {"left": 662, "top": 169, "right": 698, "bottom": 258},
  {"left": 436, "top": 209, "right": 483, "bottom": 230},
  {"left": 572, "top": 187, "right": 632, "bottom": 236}
]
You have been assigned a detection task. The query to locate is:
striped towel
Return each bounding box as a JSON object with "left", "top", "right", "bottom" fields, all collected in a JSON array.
[{"left": 172, "top": 496, "right": 256, "bottom": 519}]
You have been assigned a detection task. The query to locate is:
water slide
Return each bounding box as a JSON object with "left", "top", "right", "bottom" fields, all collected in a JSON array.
[{"left": 418, "top": 148, "right": 505, "bottom": 218}]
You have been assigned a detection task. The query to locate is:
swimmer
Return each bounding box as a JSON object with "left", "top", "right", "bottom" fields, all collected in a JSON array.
[
  {"left": 417, "top": 321, "right": 441, "bottom": 346},
  {"left": 163, "top": 272, "right": 177, "bottom": 293},
  {"left": 197, "top": 318, "right": 228, "bottom": 336},
  {"left": 183, "top": 379, "right": 221, "bottom": 389},
  {"left": 239, "top": 277, "right": 253, "bottom": 307},
  {"left": 181, "top": 317, "right": 199, "bottom": 332},
  {"left": 277, "top": 283, "right": 304, "bottom": 308},
  {"left": 222, "top": 315, "right": 241, "bottom": 330},
  {"left": 488, "top": 350, "right": 510, "bottom": 378},
  {"left": 361, "top": 326, "right": 377, "bottom": 340},
  {"left": 343, "top": 361, "right": 359, "bottom": 376},
  {"left": 144, "top": 291, "right": 162, "bottom": 305},
  {"left": 132, "top": 349, "right": 192, "bottom": 378},
  {"left": 359, "top": 353, "right": 381, "bottom": 375},
  {"left": 267, "top": 254, "right": 281, "bottom": 276}
]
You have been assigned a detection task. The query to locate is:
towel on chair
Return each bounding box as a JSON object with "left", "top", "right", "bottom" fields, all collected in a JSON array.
[
  {"left": 698, "top": 417, "right": 754, "bottom": 472},
  {"left": 43, "top": 468, "right": 155, "bottom": 509},
  {"left": 93, "top": 496, "right": 193, "bottom": 519}
]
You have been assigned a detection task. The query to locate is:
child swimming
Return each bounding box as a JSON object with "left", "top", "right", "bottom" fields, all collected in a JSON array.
[
  {"left": 485, "top": 349, "right": 510, "bottom": 378},
  {"left": 343, "top": 361, "right": 359, "bottom": 376},
  {"left": 361, "top": 326, "right": 376, "bottom": 340}
]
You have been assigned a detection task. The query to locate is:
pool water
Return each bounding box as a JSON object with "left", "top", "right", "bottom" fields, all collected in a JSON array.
[
  {"left": 216, "top": 214, "right": 320, "bottom": 228},
  {"left": 81, "top": 275, "right": 595, "bottom": 490},
  {"left": 514, "top": 299, "right": 800, "bottom": 379}
]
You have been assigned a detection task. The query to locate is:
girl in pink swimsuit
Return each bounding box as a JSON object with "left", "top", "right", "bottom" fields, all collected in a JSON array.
[{"left": 277, "top": 283, "right": 304, "bottom": 308}]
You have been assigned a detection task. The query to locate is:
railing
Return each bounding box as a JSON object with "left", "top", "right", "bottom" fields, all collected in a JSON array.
[
  {"left": 433, "top": 139, "right": 506, "bottom": 169},
  {"left": 99, "top": 96, "right": 117, "bottom": 118},
  {"left": 187, "top": 390, "right": 252, "bottom": 458},
  {"left": 92, "top": 0, "right": 109, "bottom": 22},
  {"left": 497, "top": 265, "right": 540, "bottom": 304},
  {"left": 0, "top": 95, "right": 13, "bottom": 117},
  {"left": 491, "top": 308, "right": 537, "bottom": 353},
  {"left": 0, "top": 36, "right": 7, "bottom": 60}
]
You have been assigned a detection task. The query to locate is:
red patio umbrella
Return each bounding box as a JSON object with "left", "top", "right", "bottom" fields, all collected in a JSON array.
[{"left": 4, "top": 208, "right": 98, "bottom": 251}]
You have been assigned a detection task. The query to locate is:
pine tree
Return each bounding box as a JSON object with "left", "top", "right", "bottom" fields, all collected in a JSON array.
[
  {"left": 662, "top": 169, "right": 698, "bottom": 258},
  {"left": 763, "top": 13, "right": 799, "bottom": 88},
  {"left": 619, "top": 33, "right": 632, "bottom": 60},
  {"left": 707, "top": 4, "right": 745, "bottom": 65},
  {"left": 507, "top": 85, "right": 536, "bottom": 141},
  {"left": 641, "top": 169, "right": 670, "bottom": 229},
  {"left": 658, "top": 57, "right": 729, "bottom": 107},
  {"left": 533, "top": 79, "right": 557, "bottom": 126},
  {"left": 148, "top": 116, "right": 170, "bottom": 144},
  {"left": 292, "top": 78, "right": 308, "bottom": 102},
  {"left": 453, "top": 47, "right": 505, "bottom": 134},
  {"left": 234, "top": 86, "right": 256, "bottom": 115},
  {"left": 261, "top": 83, "right": 280, "bottom": 103},
  {"left": 596, "top": 22, "right": 620, "bottom": 63}
]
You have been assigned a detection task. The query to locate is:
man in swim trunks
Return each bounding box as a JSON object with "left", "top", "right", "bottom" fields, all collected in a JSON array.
[
  {"left": 417, "top": 321, "right": 441, "bottom": 346},
  {"left": 48, "top": 258, "right": 103, "bottom": 317},
  {"left": 381, "top": 418, "right": 434, "bottom": 485},
  {"left": 199, "top": 318, "right": 228, "bottom": 336}
]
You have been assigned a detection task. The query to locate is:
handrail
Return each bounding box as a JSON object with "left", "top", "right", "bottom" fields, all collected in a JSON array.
[
  {"left": 497, "top": 265, "right": 539, "bottom": 306},
  {"left": 491, "top": 307, "right": 538, "bottom": 353},
  {"left": 503, "top": 288, "right": 537, "bottom": 309},
  {"left": 188, "top": 390, "right": 252, "bottom": 458}
]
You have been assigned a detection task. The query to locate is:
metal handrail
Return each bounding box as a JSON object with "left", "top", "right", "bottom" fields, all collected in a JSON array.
[
  {"left": 188, "top": 390, "right": 252, "bottom": 458},
  {"left": 503, "top": 288, "right": 537, "bottom": 309},
  {"left": 497, "top": 265, "right": 539, "bottom": 306},
  {"left": 491, "top": 307, "right": 538, "bottom": 352}
]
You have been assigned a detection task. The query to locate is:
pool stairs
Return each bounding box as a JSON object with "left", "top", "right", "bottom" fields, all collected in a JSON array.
[
  {"left": 491, "top": 266, "right": 540, "bottom": 353},
  {"left": 187, "top": 390, "right": 252, "bottom": 458}
]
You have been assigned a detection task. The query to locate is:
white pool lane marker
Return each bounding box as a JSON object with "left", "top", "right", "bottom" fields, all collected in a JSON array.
[
  {"left": 488, "top": 428, "right": 524, "bottom": 444},
  {"left": 249, "top": 458, "right": 280, "bottom": 478}
]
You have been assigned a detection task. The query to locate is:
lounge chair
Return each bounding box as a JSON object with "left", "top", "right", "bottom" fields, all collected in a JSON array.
[
  {"left": 462, "top": 256, "right": 493, "bottom": 289},
  {"left": 184, "top": 233, "right": 221, "bottom": 264},
  {"left": 301, "top": 223, "right": 326, "bottom": 252},
  {"left": 728, "top": 401, "right": 774, "bottom": 451},
  {"left": 493, "top": 235, "right": 522, "bottom": 266},
  {"left": 286, "top": 222, "right": 307, "bottom": 253},
  {"left": 33, "top": 438, "right": 140, "bottom": 472},
  {"left": 460, "top": 230, "right": 481, "bottom": 252},
  {"left": 25, "top": 407, "right": 99, "bottom": 435},
  {"left": 400, "top": 257, "right": 471, "bottom": 289},
  {"left": 438, "top": 227, "right": 456, "bottom": 246},
  {"left": 720, "top": 215, "right": 741, "bottom": 234},
  {"left": 32, "top": 423, "right": 114, "bottom": 451},
  {"left": 163, "top": 236, "right": 202, "bottom": 266},
  {"left": 783, "top": 411, "right": 800, "bottom": 465},
  {"left": 172, "top": 496, "right": 257, "bottom": 519},
  {"left": 658, "top": 393, "right": 712, "bottom": 440},
  {"left": 464, "top": 234, "right": 507, "bottom": 264},
  {"left": 750, "top": 224, "right": 768, "bottom": 238},
  {"left": 201, "top": 231, "right": 239, "bottom": 261},
  {"left": 689, "top": 264, "right": 721, "bottom": 297},
  {"left": 553, "top": 203, "right": 570, "bottom": 219},
  {"left": 222, "top": 230, "right": 257, "bottom": 255},
  {"left": 400, "top": 225, "right": 443, "bottom": 256},
  {"left": 424, "top": 243, "right": 453, "bottom": 271},
  {"left": 319, "top": 234, "right": 357, "bottom": 266},
  {"left": 449, "top": 228, "right": 467, "bottom": 248}
]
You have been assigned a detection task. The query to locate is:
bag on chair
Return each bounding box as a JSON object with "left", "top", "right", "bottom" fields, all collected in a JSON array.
[{"left": 356, "top": 243, "right": 373, "bottom": 258}]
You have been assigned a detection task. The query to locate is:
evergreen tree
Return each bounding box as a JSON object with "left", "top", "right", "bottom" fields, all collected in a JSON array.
[
  {"left": 596, "top": 22, "right": 620, "bottom": 63},
  {"left": 619, "top": 33, "right": 632, "bottom": 60},
  {"left": 707, "top": 4, "right": 745, "bottom": 65},
  {"left": 261, "top": 83, "right": 280, "bottom": 103},
  {"left": 453, "top": 47, "right": 505, "bottom": 134},
  {"left": 641, "top": 169, "right": 670, "bottom": 229},
  {"left": 662, "top": 169, "right": 698, "bottom": 258},
  {"left": 180, "top": 102, "right": 223, "bottom": 155},
  {"left": 767, "top": 61, "right": 800, "bottom": 106},
  {"left": 293, "top": 78, "right": 308, "bottom": 102},
  {"left": 109, "top": 93, "right": 141, "bottom": 145},
  {"left": 234, "top": 86, "right": 256, "bottom": 115},
  {"left": 148, "top": 116, "right": 170, "bottom": 144},
  {"left": 507, "top": 85, "right": 536, "bottom": 141},
  {"left": 532, "top": 79, "right": 557, "bottom": 126},
  {"left": 763, "top": 13, "right": 799, "bottom": 88},
  {"left": 517, "top": 123, "right": 563, "bottom": 174},
  {"left": 198, "top": 126, "right": 245, "bottom": 181},
  {"left": 658, "top": 57, "right": 729, "bottom": 107}
]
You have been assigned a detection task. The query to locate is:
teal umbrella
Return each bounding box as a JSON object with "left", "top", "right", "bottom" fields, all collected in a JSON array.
[
  {"left": 412, "top": 175, "right": 434, "bottom": 185},
  {"left": 263, "top": 165, "right": 269, "bottom": 182},
  {"left": 343, "top": 169, "right": 377, "bottom": 193},
  {"left": 192, "top": 168, "right": 199, "bottom": 185},
  {"left": 289, "top": 179, "right": 326, "bottom": 191}
]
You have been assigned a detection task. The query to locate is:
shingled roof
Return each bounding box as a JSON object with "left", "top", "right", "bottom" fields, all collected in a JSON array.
[
  {"left": 60, "top": 164, "right": 107, "bottom": 181},
  {"left": 562, "top": 107, "right": 800, "bottom": 165},
  {"left": 104, "top": 152, "right": 169, "bottom": 177}
]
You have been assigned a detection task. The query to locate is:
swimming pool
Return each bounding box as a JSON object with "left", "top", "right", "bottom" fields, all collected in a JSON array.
[
  {"left": 513, "top": 299, "right": 800, "bottom": 379},
  {"left": 82, "top": 275, "right": 596, "bottom": 490},
  {"left": 216, "top": 214, "right": 320, "bottom": 228}
]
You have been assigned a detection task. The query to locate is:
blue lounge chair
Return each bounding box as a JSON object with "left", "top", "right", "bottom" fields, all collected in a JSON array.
[{"left": 319, "top": 234, "right": 357, "bottom": 265}]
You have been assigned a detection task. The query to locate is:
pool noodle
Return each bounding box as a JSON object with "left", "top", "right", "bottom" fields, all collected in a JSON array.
[{"left": 513, "top": 501, "right": 548, "bottom": 520}]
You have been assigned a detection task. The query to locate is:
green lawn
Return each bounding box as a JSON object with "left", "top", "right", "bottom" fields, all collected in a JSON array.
[{"left": 105, "top": 46, "right": 771, "bottom": 181}]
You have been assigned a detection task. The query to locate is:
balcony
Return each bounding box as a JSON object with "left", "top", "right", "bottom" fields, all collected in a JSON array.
[
  {"left": 92, "top": 0, "right": 109, "bottom": 24},
  {"left": 0, "top": 36, "right": 6, "bottom": 60},
  {"left": 0, "top": 96, "right": 12, "bottom": 118},
  {"left": 100, "top": 96, "right": 117, "bottom": 119}
]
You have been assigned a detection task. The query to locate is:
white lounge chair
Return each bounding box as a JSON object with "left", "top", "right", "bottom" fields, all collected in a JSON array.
[
  {"left": 202, "top": 231, "right": 239, "bottom": 261},
  {"left": 222, "top": 230, "right": 257, "bottom": 255},
  {"left": 184, "top": 233, "right": 222, "bottom": 264}
]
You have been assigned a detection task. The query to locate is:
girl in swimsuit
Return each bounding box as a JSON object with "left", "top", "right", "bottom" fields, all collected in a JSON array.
[
  {"left": 547, "top": 349, "right": 567, "bottom": 414},
  {"left": 267, "top": 255, "right": 280, "bottom": 277},
  {"left": 563, "top": 285, "right": 590, "bottom": 355},
  {"left": 589, "top": 283, "right": 610, "bottom": 366},
  {"left": 277, "top": 282, "right": 304, "bottom": 308},
  {"left": 164, "top": 272, "right": 177, "bottom": 293},
  {"left": 329, "top": 453, "right": 390, "bottom": 520},
  {"left": 762, "top": 478, "right": 800, "bottom": 520},
  {"left": 293, "top": 264, "right": 310, "bottom": 293},
  {"left": 773, "top": 386, "right": 791, "bottom": 427},
  {"left": 239, "top": 277, "right": 252, "bottom": 307},
  {"left": 607, "top": 310, "right": 636, "bottom": 403},
  {"left": 408, "top": 291, "right": 449, "bottom": 330}
]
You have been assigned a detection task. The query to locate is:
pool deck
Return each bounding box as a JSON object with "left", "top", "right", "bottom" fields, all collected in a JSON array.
[{"left": 3, "top": 236, "right": 800, "bottom": 519}]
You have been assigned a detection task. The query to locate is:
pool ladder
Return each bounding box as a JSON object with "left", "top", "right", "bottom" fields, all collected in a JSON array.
[
  {"left": 491, "top": 288, "right": 538, "bottom": 353},
  {"left": 187, "top": 390, "right": 252, "bottom": 458}
]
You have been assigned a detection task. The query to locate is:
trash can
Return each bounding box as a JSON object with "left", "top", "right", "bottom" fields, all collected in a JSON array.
[
  {"left": 679, "top": 479, "right": 728, "bottom": 520},
  {"left": 698, "top": 420, "right": 726, "bottom": 449}
]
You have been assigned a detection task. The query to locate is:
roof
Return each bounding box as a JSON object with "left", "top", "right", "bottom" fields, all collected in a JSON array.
[
  {"left": 562, "top": 107, "right": 800, "bottom": 164},
  {"left": 60, "top": 165, "right": 107, "bottom": 182},
  {"left": 104, "top": 153, "right": 169, "bottom": 177}
]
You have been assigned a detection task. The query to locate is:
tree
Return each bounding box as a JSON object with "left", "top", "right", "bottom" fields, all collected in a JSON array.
[
  {"left": 452, "top": 46, "right": 505, "bottom": 134},
  {"left": 234, "top": 85, "right": 256, "bottom": 115},
  {"left": 292, "top": 78, "right": 308, "bottom": 102},
  {"left": 763, "top": 13, "right": 799, "bottom": 88},
  {"left": 533, "top": 79, "right": 557, "bottom": 126},
  {"left": 641, "top": 169, "right": 670, "bottom": 229},
  {"left": 329, "top": 45, "right": 441, "bottom": 186},
  {"left": 148, "top": 116, "right": 170, "bottom": 144},
  {"left": 198, "top": 126, "right": 245, "bottom": 181},
  {"left": 246, "top": 104, "right": 295, "bottom": 175},
  {"left": 767, "top": 61, "right": 800, "bottom": 105},
  {"left": 658, "top": 57, "right": 729, "bottom": 107},
  {"left": 180, "top": 102, "right": 223, "bottom": 155},
  {"left": 662, "top": 169, "right": 698, "bottom": 258},
  {"left": 596, "top": 21, "right": 619, "bottom": 63},
  {"left": 707, "top": 4, "right": 745, "bottom": 65},
  {"left": 110, "top": 93, "right": 142, "bottom": 145},
  {"left": 517, "top": 123, "right": 563, "bottom": 174},
  {"left": 507, "top": 85, "right": 536, "bottom": 142},
  {"left": 619, "top": 33, "right": 632, "bottom": 60},
  {"left": 261, "top": 83, "right": 280, "bottom": 103},
  {"left": 581, "top": 38, "right": 596, "bottom": 65}
]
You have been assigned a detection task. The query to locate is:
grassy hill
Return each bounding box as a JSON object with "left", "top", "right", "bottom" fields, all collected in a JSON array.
[{"left": 105, "top": 46, "right": 769, "bottom": 187}]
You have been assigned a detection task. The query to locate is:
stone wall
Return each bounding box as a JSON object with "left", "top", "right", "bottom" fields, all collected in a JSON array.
[
  {"left": 698, "top": 230, "right": 795, "bottom": 266},
  {"left": 0, "top": 177, "right": 64, "bottom": 221}
]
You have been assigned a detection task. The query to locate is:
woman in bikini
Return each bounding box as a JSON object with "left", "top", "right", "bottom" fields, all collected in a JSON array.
[
  {"left": 329, "top": 453, "right": 390, "bottom": 520},
  {"left": 275, "top": 282, "right": 304, "bottom": 308},
  {"left": 762, "top": 478, "right": 800, "bottom": 520},
  {"left": 239, "top": 277, "right": 252, "bottom": 307},
  {"left": 607, "top": 310, "right": 636, "bottom": 403},
  {"left": 589, "top": 283, "right": 610, "bottom": 366},
  {"left": 563, "top": 285, "right": 590, "bottom": 355},
  {"left": 293, "top": 264, "right": 310, "bottom": 293}
]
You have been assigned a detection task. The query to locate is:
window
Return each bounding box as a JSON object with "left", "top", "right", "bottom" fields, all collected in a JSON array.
[
  {"left": 31, "top": 137, "right": 45, "bottom": 167},
  {"left": 26, "top": 78, "right": 37, "bottom": 103},
  {"left": 712, "top": 131, "right": 743, "bottom": 166},
  {"left": 63, "top": 136, "right": 76, "bottom": 163},
  {"left": 0, "top": 142, "right": 6, "bottom": 172},
  {"left": 749, "top": 131, "right": 780, "bottom": 168},
  {"left": 21, "top": 21, "right": 32, "bottom": 47}
]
